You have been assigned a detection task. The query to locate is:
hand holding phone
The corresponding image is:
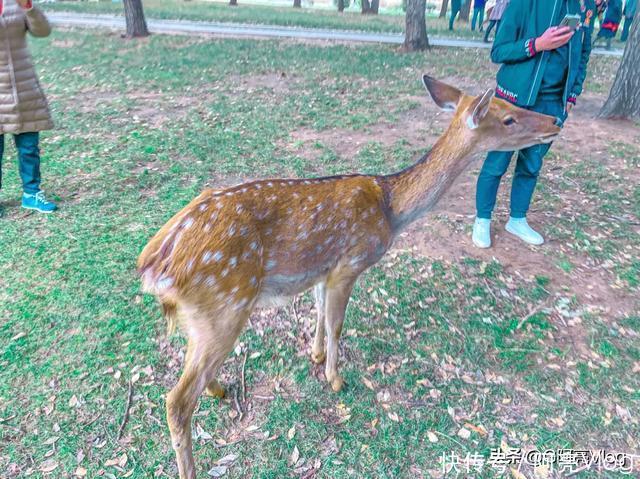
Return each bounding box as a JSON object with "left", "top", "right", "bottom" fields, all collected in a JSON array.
[{"left": 535, "top": 25, "right": 575, "bottom": 51}]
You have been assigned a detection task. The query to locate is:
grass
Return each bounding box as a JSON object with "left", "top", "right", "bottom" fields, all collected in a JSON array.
[{"left": 0, "top": 29, "right": 638, "bottom": 478}]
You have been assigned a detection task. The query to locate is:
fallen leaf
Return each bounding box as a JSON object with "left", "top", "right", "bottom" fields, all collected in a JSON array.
[
  {"left": 427, "top": 431, "right": 438, "bottom": 443},
  {"left": 216, "top": 454, "right": 238, "bottom": 467},
  {"left": 74, "top": 466, "right": 87, "bottom": 477},
  {"left": 287, "top": 425, "right": 296, "bottom": 440},
  {"left": 362, "top": 377, "right": 375, "bottom": 390},
  {"left": 207, "top": 465, "right": 228, "bottom": 477},
  {"left": 289, "top": 446, "right": 300, "bottom": 466},
  {"left": 69, "top": 395, "right": 80, "bottom": 408},
  {"left": 40, "top": 459, "right": 59, "bottom": 473},
  {"left": 387, "top": 412, "right": 400, "bottom": 422},
  {"left": 457, "top": 427, "right": 471, "bottom": 439}
]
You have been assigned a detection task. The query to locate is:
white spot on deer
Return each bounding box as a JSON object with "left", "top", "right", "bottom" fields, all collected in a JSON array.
[
  {"left": 229, "top": 257, "right": 237, "bottom": 267},
  {"left": 242, "top": 187, "right": 248, "bottom": 193},
  {"left": 231, "top": 286, "right": 239, "bottom": 294},
  {"left": 186, "top": 259, "right": 195, "bottom": 272},
  {"left": 202, "top": 251, "right": 213, "bottom": 264},
  {"left": 293, "top": 192, "right": 300, "bottom": 199},
  {"left": 157, "top": 276, "right": 174, "bottom": 290},
  {"left": 265, "top": 259, "right": 277, "bottom": 271},
  {"left": 221, "top": 268, "right": 229, "bottom": 277},
  {"left": 228, "top": 224, "right": 236, "bottom": 236},
  {"left": 236, "top": 205, "right": 244, "bottom": 214},
  {"left": 213, "top": 251, "right": 223, "bottom": 262},
  {"left": 234, "top": 298, "right": 248, "bottom": 310},
  {"left": 203, "top": 223, "right": 212, "bottom": 233},
  {"left": 250, "top": 241, "right": 258, "bottom": 251},
  {"left": 240, "top": 226, "right": 249, "bottom": 236},
  {"left": 205, "top": 275, "right": 216, "bottom": 287},
  {"left": 255, "top": 184, "right": 262, "bottom": 190},
  {"left": 250, "top": 276, "right": 257, "bottom": 286},
  {"left": 198, "top": 203, "right": 208, "bottom": 212},
  {"left": 182, "top": 217, "right": 194, "bottom": 229},
  {"left": 225, "top": 191, "right": 234, "bottom": 197}
]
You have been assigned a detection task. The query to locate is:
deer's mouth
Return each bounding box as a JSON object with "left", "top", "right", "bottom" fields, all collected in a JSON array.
[{"left": 536, "top": 131, "right": 560, "bottom": 143}]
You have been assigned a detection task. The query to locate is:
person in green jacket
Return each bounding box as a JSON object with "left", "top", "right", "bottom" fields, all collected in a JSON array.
[{"left": 472, "top": 0, "right": 595, "bottom": 248}]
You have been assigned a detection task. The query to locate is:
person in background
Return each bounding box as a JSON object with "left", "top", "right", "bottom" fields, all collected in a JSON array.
[
  {"left": 594, "top": 0, "right": 622, "bottom": 48},
  {"left": 621, "top": 0, "right": 636, "bottom": 41},
  {"left": 484, "top": 0, "right": 510, "bottom": 42},
  {"left": 472, "top": 0, "right": 487, "bottom": 31},
  {"left": 0, "top": 0, "right": 57, "bottom": 213},
  {"left": 473, "top": 0, "right": 595, "bottom": 249},
  {"left": 449, "top": 0, "right": 466, "bottom": 30}
]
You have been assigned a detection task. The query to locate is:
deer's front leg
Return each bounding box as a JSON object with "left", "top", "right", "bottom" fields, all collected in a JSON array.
[
  {"left": 311, "top": 282, "right": 327, "bottom": 364},
  {"left": 324, "top": 275, "right": 357, "bottom": 392}
]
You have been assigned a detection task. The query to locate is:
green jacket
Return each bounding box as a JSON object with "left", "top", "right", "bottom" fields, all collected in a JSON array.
[{"left": 491, "top": 0, "right": 595, "bottom": 108}]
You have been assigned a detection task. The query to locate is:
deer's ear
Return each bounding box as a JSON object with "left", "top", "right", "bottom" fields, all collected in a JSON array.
[
  {"left": 422, "top": 75, "right": 462, "bottom": 112},
  {"left": 466, "top": 88, "right": 494, "bottom": 130}
]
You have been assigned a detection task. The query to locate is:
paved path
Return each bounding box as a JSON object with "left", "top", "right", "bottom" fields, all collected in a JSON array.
[{"left": 47, "top": 12, "right": 624, "bottom": 57}]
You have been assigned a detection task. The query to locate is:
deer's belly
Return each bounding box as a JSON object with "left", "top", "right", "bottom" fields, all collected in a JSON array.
[{"left": 256, "top": 266, "right": 327, "bottom": 308}]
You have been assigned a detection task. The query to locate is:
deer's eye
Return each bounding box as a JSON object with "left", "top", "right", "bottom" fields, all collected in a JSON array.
[{"left": 503, "top": 117, "right": 516, "bottom": 126}]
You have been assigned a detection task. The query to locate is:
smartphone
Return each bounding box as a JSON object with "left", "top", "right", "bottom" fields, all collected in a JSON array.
[{"left": 560, "top": 14, "right": 582, "bottom": 31}]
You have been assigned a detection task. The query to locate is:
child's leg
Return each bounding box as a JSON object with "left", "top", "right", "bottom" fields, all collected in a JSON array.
[
  {"left": 476, "top": 151, "right": 514, "bottom": 219},
  {"left": 478, "top": 8, "right": 484, "bottom": 30},
  {"left": 471, "top": 8, "right": 478, "bottom": 30},
  {"left": 14, "top": 132, "right": 42, "bottom": 194}
]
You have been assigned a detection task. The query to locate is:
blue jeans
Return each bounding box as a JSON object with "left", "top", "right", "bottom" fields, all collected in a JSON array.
[
  {"left": 472, "top": 7, "right": 485, "bottom": 30},
  {"left": 0, "top": 132, "right": 41, "bottom": 194},
  {"left": 475, "top": 97, "right": 566, "bottom": 219}
]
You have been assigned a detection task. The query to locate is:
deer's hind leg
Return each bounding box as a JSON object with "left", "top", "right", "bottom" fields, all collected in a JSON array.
[
  {"left": 311, "top": 282, "right": 327, "bottom": 364},
  {"left": 166, "top": 305, "right": 251, "bottom": 479}
]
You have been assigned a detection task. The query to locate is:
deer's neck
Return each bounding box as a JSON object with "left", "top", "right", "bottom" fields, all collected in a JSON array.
[{"left": 383, "top": 123, "right": 475, "bottom": 233}]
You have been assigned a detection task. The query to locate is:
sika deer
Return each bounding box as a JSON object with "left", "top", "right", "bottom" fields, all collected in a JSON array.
[{"left": 137, "top": 75, "right": 560, "bottom": 479}]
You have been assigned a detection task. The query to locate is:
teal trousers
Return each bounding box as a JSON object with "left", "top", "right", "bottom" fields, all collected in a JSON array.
[
  {"left": 0, "top": 132, "right": 42, "bottom": 194},
  {"left": 475, "top": 97, "right": 566, "bottom": 219}
]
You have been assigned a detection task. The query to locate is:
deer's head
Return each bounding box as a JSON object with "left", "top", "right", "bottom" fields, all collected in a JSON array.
[{"left": 422, "top": 75, "right": 561, "bottom": 153}]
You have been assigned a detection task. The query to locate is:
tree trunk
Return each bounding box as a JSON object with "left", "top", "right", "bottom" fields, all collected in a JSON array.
[
  {"left": 369, "top": 0, "right": 380, "bottom": 13},
  {"left": 293, "top": 0, "right": 301, "bottom": 7},
  {"left": 599, "top": 18, "right": 640, "bottom": 119},
  {"left": 229, "top": 0, "right": 238, "bottom": 6},
  {"left": 337, "top": 0, "right": 345, "bottom": 11},
  {"left": 439, "top": 0, "right": 449, "bottom": 17},
  {"left": 123, "top": 0, "right": 149, "bottom": 38},
  {"left": 361, "top": 0, "right": 372, "bottom": 14},
  {"left": 404, "top": 0, "right": 429, "bottom": 51},
  {"left": 459, "top": 0, "right": 471, "bottom": 21}
]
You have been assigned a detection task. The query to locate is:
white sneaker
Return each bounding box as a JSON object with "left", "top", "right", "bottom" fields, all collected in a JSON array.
[
  {"left": 472, "top": 217, "right": 491, "bottom": 248},
  {"left": 505, "top": 217, "right": 544, "bottom": 245}
]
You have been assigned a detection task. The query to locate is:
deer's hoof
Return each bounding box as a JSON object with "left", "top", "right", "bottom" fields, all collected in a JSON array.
[
  {"left": 311, "top": 350, "right": 326, "bottom": 364},
  {"left": 329, "top": 376, "right": 345, "bottom": 392},
  {"left": 205, "top": 381, "right": 225, "bottom": 399}
]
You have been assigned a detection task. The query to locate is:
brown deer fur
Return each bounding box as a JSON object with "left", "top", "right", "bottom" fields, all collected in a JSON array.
[{"left": 137, "top": 76, "right": 561, "bottom": 479}]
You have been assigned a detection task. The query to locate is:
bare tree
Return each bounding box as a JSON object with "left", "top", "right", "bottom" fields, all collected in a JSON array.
[
  {"left": 123, "top": 0, "right": 149, "bottom": 38},
  {"left": 439, "top": 0, "right": 449, "bottom": 17},
  {"left": 599, "top": 18, "right": 640, "bottom": 119},
  {"left": 293, "top": 0, "right": 301, "bottom": 7},
  {"left": 229, "top": 0, "right": 238, "bottom": 6},
  {"left": 404, "top": 0, "right": 429, "bottom": 50},
  {"left": 337, "top": 0, "right": 345, "bottom": 11}
]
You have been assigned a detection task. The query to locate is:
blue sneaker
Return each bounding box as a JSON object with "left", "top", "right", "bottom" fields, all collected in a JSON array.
[{"left": 22, "top": 191, "right": 57, "bottom": 213}]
